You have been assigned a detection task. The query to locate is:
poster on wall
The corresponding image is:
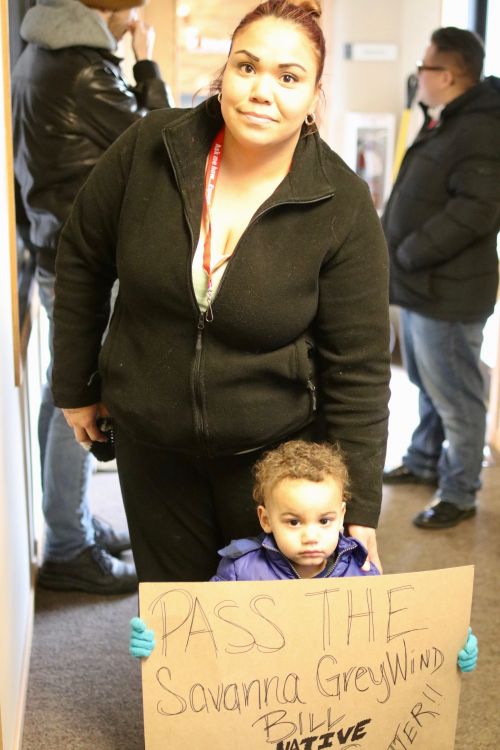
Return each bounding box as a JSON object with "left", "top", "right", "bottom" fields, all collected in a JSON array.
[
  {"left": 344, "top": 112, "right": 396, "bottom": 214},
  {"left": 139, "top": 566, "right": 473, "bottom": 750}
]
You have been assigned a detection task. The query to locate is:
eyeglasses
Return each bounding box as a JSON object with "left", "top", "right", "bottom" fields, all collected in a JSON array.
[{"left": 416, "top": 61, "right": 447, "bottom": 73}]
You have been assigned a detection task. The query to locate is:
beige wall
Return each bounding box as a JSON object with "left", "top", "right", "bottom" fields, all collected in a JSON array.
[
  {"left": 323, "top": 0, "right": 442, "bottom": 155},
  {"left": 174, "top": 0, "right": 255, "bottom": 101},
  {"left": 144, "top": 0, "right": 177, "bottom": 96}
]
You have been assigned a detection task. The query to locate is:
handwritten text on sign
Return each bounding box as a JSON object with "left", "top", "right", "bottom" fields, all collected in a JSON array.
[{"left": 139, "top": 566, "right": 473, "bottom": 750}]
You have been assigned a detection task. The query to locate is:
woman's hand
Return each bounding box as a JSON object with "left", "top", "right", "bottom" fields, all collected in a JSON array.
[
  {"left": 62, "top": 402, "right": 110, "bottom": 446},
  {"left": 345, "top": 525, "right": 382, "bottom": 573}
]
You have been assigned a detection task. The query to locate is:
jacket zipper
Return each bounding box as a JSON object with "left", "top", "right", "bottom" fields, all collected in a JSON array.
[
  {"left": 188, "top": 196, "right": 332, "bottom": 450},
  {"left": 261, "top": 541, "right": 301, "bottom": 578},
  {"left": 161, "top": 134, "right": 210, "bottom": 450},
  {"left": 162, "top": 131, "right": 334, "bottom": 450},
  {"left": 261, "top": 539, "right": 357, "bottom": 578},
  {"left": 192, "top": 312, "right": 209, "bottom": 452},
  {"left": 330, "top": 542, "right": 357, "bottom": 574}
]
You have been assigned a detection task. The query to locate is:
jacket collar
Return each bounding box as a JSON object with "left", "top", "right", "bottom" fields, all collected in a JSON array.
[
  {"left": 161, "top": 96, "right": 335, "bottom": 243},
  {"left": 261, "top": 531, "right": 363, "bottom": 554},
  {"left": 418, "top": 76, "right": 500, "bottom": 129},
  {"left": 218, "top": 531, "right": 366, "bottom": 578},
  {"left": 441, "top": 76, "right": 500, "bottom": 119},
  {"left": 261, "top": 532, "right": 365, "bottom": 578}
]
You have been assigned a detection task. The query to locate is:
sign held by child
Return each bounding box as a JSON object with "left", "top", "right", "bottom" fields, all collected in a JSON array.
[{"left": 139, "top": 564, "right": 473, "bottom": 749}]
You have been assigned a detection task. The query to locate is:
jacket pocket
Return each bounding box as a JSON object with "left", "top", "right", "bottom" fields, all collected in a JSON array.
[
  {"left": 295, "top": 335, "right": 318, "bottom": 415},
  {"left": 98, "top": 303, "right": 123, "bottom": 380}
]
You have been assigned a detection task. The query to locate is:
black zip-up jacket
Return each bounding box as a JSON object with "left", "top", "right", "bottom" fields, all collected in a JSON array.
[
  {"left": 53, "top": 99, "right": 390, "bottom": 528},
  {"left": 382, "top": 76, "right": 500, "bottom": 322},
  {"left": 12, "top": 4, "right": 172, "bottom": 272}
]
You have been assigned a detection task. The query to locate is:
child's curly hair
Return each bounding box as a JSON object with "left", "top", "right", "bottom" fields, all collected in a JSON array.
[{"left": 253, "top": 440, "right": 350, "bottom": 507}]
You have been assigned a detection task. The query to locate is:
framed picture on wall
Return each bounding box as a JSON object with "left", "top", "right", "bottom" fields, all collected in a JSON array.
[{"left": 343, "top": 112, "right": 396, "bottom": 214}]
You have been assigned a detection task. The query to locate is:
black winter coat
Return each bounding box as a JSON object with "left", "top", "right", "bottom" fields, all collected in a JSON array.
[
  {"left": 382, "top": 76, "right": 500, "bottom": 322},
  {"left": 53, "top": 100, "right": 390, "bottom": 528},
  {"left": 12, "top": 44, "right": 171, "bottom": 272}
]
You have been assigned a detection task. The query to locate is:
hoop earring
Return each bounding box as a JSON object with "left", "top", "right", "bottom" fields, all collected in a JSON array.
[
  {"left": 305, "top": 113, "right": 316, "bottom": 126},
  {"left": 217, "top": 92, "right": 222, "bottom": 103}
]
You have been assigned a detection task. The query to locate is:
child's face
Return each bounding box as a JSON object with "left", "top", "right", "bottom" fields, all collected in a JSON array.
[{"left": 257, "top": 477, "right": 346, "bottom": 579}]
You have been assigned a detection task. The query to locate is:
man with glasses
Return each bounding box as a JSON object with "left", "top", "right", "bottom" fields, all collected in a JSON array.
[{"left": 382, "top": 28, "right": 500, "bottom": 528}]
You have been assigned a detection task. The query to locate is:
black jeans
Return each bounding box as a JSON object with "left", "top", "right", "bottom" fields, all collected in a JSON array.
[{"left": 115, "top": 423, "right": 314, "bottom": 582}]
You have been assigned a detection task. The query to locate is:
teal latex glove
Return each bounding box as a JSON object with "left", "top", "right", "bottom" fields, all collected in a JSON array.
[
  {"left": 457, "top": 627, "right": 478, "bottom": 672},
  {"left": 129, "top": 616, "right": 155, "bottom": 658}
]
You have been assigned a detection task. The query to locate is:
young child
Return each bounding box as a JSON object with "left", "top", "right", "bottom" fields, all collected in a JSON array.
[
  {"left": 129, "top": 440, "right": 478, "bottom": 671},
  {"left": 211, "top": 439, "right": 377, "bottom": 581}
]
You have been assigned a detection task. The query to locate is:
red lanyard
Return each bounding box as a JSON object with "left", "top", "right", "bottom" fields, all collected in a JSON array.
[{"left": 202, "top": 127, "right": 228, "bottom": 318}]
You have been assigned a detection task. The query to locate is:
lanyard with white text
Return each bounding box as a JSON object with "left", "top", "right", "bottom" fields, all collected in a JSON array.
[{"left": 202, "top": 127, "right": 227, "bottom": 321}]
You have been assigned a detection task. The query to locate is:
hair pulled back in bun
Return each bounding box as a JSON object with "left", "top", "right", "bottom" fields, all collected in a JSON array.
[
  {"left": 231, "top": 0, "right": 325, "bottom": 82},
  {"left": 289, "top": 0, "right": 322, "bottom": 19}
]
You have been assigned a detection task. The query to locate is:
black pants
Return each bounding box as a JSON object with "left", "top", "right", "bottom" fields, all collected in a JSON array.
[{"left": 115, "top": 425, "right": 315, "bottom": 582}]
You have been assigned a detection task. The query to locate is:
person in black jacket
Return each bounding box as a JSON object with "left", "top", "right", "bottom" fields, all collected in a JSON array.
[
  {"left": 382, "top": 28, "right": 500, "bottom": 529},
  {"left": 53, "top": 0, "right": 391, "bottom": 582},
  {"left": 12, "top": 0, "right": 172, "bottom": 593}
]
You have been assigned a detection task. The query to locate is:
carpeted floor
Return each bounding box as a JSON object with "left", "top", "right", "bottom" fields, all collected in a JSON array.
[
  {"left": 21, "top": 472, "right": 143, "bottom": 750},
  {"left": 21, "top": 369, "right": 500, "bottom": 749}
]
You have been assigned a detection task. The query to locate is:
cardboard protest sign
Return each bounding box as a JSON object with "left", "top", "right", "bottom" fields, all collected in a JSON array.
[{"left": 139, "top": 566, "right": 473, "bottom": 750}]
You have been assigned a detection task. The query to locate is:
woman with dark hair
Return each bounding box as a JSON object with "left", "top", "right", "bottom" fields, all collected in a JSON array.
[{"left": 53, "top": 0, "right": 391, "bottom": 582}]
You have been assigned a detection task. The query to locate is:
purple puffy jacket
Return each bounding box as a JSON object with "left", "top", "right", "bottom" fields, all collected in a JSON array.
[{"left": 210, "top": 532, "right": 380, "bottom": 581}]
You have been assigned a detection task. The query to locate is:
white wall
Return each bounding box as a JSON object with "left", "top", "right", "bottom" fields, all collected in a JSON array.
[
  {"left": 321, "top": 0, "right": 442, "bottom": 166},
  {"left": 0, "top": 6, "right": 43, "bottom": 749},
  {"left": 485, "top": 0, "right": 500, "bottom": 76}
]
